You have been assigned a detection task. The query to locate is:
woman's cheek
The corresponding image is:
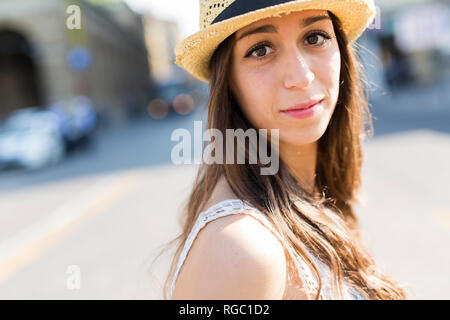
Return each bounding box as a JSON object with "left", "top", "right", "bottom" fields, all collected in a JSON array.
[
  {"left": 323, "top": 50, "right": 341, "bottom": 92},
  {"left": 242, "top": 101, "right": 270, "bottom": 129},
  {"left": 329, "top": 50, "right": 341, "bottom": 85},
  {"left": 238, "top": 80, "right": 272, "bottom": 126}
]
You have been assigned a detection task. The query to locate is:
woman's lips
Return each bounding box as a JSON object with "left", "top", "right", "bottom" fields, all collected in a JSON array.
[
  {"left": 282, "top": 98, "right": 324, "bottom": 111},
  {"left": 280, "top": 99, "right": 324, "bottom": 119}
]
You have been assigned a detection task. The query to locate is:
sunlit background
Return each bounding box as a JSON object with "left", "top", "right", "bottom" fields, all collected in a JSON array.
[{"left": 0, "top": 0, "right": 448, "bottom": 299}]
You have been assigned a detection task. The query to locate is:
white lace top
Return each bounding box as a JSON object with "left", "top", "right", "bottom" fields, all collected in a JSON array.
[{"left": 170, "top": 199, "right": 366, "bottom": 300}]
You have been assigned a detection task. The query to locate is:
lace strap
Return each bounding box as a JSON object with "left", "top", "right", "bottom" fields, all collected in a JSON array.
[{"left": 169, "top": 199, "right": 321, "bottom": 299}]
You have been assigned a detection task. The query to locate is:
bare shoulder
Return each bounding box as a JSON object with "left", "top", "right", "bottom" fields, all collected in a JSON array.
[
  {"left": 200, "top": 175, "right": 238, "bottom": 212},
  {"left": 171, "top": 213, "right": 287, "bottom": 299}
]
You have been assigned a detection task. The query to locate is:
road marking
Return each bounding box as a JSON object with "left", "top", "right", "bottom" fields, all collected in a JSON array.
[
  {"left": 433, "top": 205, "right": 450, "bottom": 231},
  {"left": 0, "top": 169, "right": 144, "bottom": 286}
]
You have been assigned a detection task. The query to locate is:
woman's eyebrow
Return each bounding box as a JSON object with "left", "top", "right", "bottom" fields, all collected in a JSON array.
[{"left": 236, "top": 15, "right": 331, "bottom": 42}]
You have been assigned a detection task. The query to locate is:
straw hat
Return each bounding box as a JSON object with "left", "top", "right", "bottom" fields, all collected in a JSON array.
[{"left": 174, "top": 0, "right": 376, "bottom": 82}]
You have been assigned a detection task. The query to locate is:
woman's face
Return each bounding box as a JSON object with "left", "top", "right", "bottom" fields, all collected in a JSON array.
[{"left": 230, "top": 10, "right": 341, "bottom": 147}]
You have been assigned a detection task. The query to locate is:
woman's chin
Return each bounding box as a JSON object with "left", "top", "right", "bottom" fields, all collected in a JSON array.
[{"left": 278, "top": 127, "right": 327, "bottom": 147}]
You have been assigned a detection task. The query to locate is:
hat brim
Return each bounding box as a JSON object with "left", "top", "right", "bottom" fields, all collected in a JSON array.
[{"left": 174, "top": 0, "right": 376, "bottom": 82}]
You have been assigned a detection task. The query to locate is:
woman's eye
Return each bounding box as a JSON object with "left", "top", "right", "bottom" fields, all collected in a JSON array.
[
  {"left": 245, "top": 44, "right": 273, "bottom": 59},
  {"left": 305, "top": 31, "right": 332, "bottom": 46},
  {"left": 244, "top": 31, "right": 331, "bottom": 59}
]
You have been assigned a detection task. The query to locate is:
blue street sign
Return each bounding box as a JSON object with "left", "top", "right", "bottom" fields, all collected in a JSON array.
[{"left": 66, "top": 46, "right": 92, "bottom": 71}]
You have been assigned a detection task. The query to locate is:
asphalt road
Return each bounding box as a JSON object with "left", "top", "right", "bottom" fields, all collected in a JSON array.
[{"left": 0, "top": 98, "right": 449, "bottom": 299}]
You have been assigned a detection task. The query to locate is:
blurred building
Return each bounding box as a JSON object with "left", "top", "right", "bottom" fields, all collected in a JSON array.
[
  {"left": 143, "top": 14, "right": 179, "bottom": 84},
  {"left": 363, "top": 0, "right": 450, "bottom": 90},
  {"left": 0, "top": 0, "right": 151, "bottom": 124}
]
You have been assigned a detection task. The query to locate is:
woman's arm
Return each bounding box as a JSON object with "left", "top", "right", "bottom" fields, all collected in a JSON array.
[{"left": 171, "top": 214, "right": 287, "bottom": 299}]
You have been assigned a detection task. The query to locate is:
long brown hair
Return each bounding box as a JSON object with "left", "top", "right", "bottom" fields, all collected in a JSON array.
[{"left": 154, "top": 11, "right": 407, "bottom": 300}]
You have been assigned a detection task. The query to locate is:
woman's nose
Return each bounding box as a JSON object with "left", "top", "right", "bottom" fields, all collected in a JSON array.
[{"left": 283, "top": 47, "right": 315, "bottom": 89}]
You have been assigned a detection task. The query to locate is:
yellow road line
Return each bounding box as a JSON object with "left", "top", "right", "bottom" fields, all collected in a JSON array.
[{"left": 0, "top": 169, "right": 144, "bottom": 286}]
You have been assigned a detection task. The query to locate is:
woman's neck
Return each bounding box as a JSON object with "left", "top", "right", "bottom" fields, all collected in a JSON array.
[{"left": 279, "top": 141, "right": 318, "bottom": 195}]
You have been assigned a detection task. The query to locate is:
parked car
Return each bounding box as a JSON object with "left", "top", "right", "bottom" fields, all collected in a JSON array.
[
  {"left": 48, "top": 96, "right": 97, "bottom": 152},
  {"left": 67, "top": 96, "right": 97, "bottom": 144},
  {"left": 0, "top": 108, "right": 65, "bottom": 170},
  {"left": 47, "top": 102, "right": 74, "bottom": 151}
]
